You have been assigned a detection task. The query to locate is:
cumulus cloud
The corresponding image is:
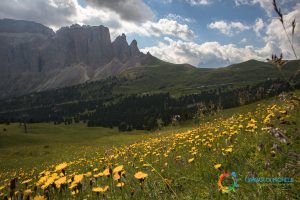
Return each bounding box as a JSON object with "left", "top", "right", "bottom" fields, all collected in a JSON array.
[
  {"left": 208, "top": 20, "right": 250, "bottom": 36},
  {"left": 162, "top": 0, "right": 173, "bottom": 3},
  {"left": 185, "top": 0, "right": 212, "bottom": 6},
  {"left": 161, "top": 0, "right": 212, "bottom": 5},
  {"left": 165, "top": 13, "right": 195, "bottom": 23},
  {"left": 0, "top": 0, "right": 77, "bottom": 28},
  {"left": 234, "top": 0, "right": 272, "bottom": 16},
  {"left": 141, "top": 37, "right": 273, "bottom": 68},
  {"left": 85, "top": 0, "right": 154, "bottom": 23},
  {"left": 234, "top": 0, "right": 299, "bottom": 16},
  {"left": 253, "top": 18, "right": 264, "bottom": 37},
  {"left": 142, "top": 3, "right": 300, "bottom": 67},
  {"left": 240, "top": 38, "right": 248, "bottom": 44},
  {"left": 0, "top": 0, "right": 195, "bottom": 41},
  {"left": 264, "top": 3, "right": 300, "bottom": 59},
  {"left": 143, "top": 19, "right": 195, "bottom": 41}
]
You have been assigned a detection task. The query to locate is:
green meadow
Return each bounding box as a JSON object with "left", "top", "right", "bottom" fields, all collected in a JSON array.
[{"left": 0, "top": 91, "right": 299, "bottom": 199}]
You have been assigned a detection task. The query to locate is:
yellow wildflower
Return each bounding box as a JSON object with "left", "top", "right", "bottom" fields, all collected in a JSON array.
[
  {"left": 93, "top": 172, "right": 103, "bottom": 178},
  {"left": 225, "top": 147, "right": 233, "bottom": 153},
  {"left": 21, "top": 179, "right": 32, "bottom": 185},
  {"left": 55, "top": 162, "right": 68, "bottom": 171},
  {"left": 113, "top": 173, "right": 120, "bottom": 181},
  {"left": 33, "top": 195, "right": 47, "bottom": 200},
  {"left": 113, "top": 165, "right": 124, "bottom": 174},
  {"left": 55, "top": 176, "right": 66, "bottom": 189},
  {"left": 214, "top": 164, "right": 222, "bottom": 169},
  {"left": 103, "top": 168, "right": 110, "bottom": 177},
  {"left": 74, "top": 174, "right": 84, "bottom": 183},
  {"left": 116, "top": 182, "right": 125, "bottom": 188},
  {"left": 134, "top": 171, "right": 148, "bottom": 180},
  {"left": 92, "top": 186, "right": 109, "bottom": 193}
]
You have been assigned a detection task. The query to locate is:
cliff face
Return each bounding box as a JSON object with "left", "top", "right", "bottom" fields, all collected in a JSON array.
[
  {"left": 0, "top": 19, "right": 158, "bottom": 99},
  {"left": 40, "top": 24, "right": 114, "bottom": 70}
]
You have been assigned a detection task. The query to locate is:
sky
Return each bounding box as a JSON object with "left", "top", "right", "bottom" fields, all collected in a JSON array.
[{"left": 0, "top": 0, "right": 299, "bottom": 68}]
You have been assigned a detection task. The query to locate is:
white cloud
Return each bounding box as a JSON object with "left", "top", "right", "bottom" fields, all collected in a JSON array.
[
  {"left": 142, "top": 3, "right": 300, "bottom": 67},
  {"left": 142, "top": 37, "right": 272, "bottom": 68},
  {"left": 240, "top": 38, "right": 248, "bottom": 44},
  {"left": 208, "top": 20, "right": 250, "bottom": 36},
  {"left": 143, "top": 3, "right": 300, "bottom": 68},
  {"left": 234, "top": 0, "right": 298, "bottom": 16},
  {"left": 71, "top": 4, "right": 196, "bottom": 41},
  {"left": 165, "top": 13, "right": 195, "bottom": 23},
  {"left": 253, "top": 18, "right": 264, "bottom": 37},
  {"left": 143, "top": 19, "right": 196, "bottom": 41},
  {"left": 0, "top": 0, "right": 77, "bottom": 28},
  {"left": 84, "top": 0, "right": 154, "bottom": 23},
  {"left": 234, "top": 0, "right": 272, "bottom": 16},
  {"left": 264, "top": 3, "right": 300, "bottom": 59},
  {"left": 162, "top": 0, "right": 173, "bottom": 3},
  {"left": 0, "top": 0, "right": 195, "bottom": 41},
  {"left": 185, "top": 0, "right": 212, "bottom": 6}
]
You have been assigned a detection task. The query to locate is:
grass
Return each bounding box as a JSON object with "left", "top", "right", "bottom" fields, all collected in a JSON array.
[
  {"left": 0, "top": 91, "right": 299, "bottom": 199},
  {"left": 0, "top": 121, "right": 196, "bottom": 171}
]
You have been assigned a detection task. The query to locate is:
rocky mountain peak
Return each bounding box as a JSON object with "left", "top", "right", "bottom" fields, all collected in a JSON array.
[
  {"left": 129, "top": 39, "right": 140, "bottom": 57},
  {"left": 112, "top": 33, "right": 130, "bottom": 62},
  {"left": 0, "top": 19, "right": 160, "bottom": 99}
]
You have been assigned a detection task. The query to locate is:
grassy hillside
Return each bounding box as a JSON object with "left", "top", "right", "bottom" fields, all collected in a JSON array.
[
  {"left": 0, "top": 121, "right": 198, "bottom": 171},
  {"left": 0, "top": 91, "right": 299, "bottom": 199},
  {"left": 113, "top": 59, "right": 300, "bottom": 96}
]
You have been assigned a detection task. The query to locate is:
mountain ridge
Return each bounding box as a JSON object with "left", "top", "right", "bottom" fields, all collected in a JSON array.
[
  {"left": 1, "top": 19, "right": 299, "bottom": 99},
  {"left": 0, "top": 18, "right": 158, "bottom": 98}
]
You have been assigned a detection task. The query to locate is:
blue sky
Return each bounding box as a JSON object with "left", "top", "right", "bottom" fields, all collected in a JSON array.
[
  {"left": 139, "top": 0, "right": 264, "bottom": 48},
  {"left": 0, "top": 0, "right": 299, "bottom": 68}
]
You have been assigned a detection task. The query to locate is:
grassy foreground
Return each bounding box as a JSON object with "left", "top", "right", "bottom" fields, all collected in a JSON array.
[{"left": 0, "top": 92, "right": 299, "bottom": 199}]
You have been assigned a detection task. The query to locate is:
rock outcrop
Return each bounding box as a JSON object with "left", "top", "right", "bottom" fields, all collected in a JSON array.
[{"left": 0, "top": 19, "right": 159, "bottom": 99}]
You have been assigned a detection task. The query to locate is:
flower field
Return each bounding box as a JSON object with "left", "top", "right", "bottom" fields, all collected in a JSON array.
[{"left": 0, "top": 92, "right": 299, "bottom": 199}]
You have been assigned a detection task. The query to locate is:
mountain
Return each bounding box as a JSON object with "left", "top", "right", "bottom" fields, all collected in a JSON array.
[
  {"left": 0, "top": 18, "right": 158, "bottom": 99},
  {"left": 0, "top": 56, "right": 298, "bottom": 129},
  {"left": 1, "top": 19, "right": 299, "bottom": 100}
]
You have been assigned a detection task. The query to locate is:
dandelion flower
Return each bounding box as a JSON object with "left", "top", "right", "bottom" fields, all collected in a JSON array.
[
  {"left": 113, "top": 173, "right": 120, "bottom": 181},
  {"left": 214, "top": 164, "right": 222, "bottom": 169},
  {"left": 134, "top": 171, "right": 148, "bottom": 180},
  {"left": 93, "top": 172, "right": 103, "bottom": 178},
  {"left": 92, "top": 186, "right": 109, "bottom": 193},
  {"left": 85, "top": 172, "right": 92, "bottom": 177},
  {"left": 113, "top": 165, "right": 124, "bottom": 174},
  {"left": 103, "top": 168, "right": 110, "bottom": 177},
  {"left": 92, "top": 187, "right": 102, "bottom": 193},
  {"left": 55, "top": 176, "right": 66, "bottom": 189},
  {"left": 188, "top": 158, "right": 194, "bottom": 163},
  {"left": 75, "top": 174, "right": 84, "bottom": 183},
  {"left": 225, "top": 147, "right": 233, "bottom": 153},
  {"left": 93, "top": 168, "right": 99, "bottom": 172},
  {"left": 116, "top": 182, "right": 125, "bottom": 188},
  {"left": 55, "top": 162, "right": 68, "bottom": 171},
  {"left": 21, "top": 179, "right": 32, "bottom": 185},
  {"left": 33, "top": 195, "right": 47, "bottom": 200}
]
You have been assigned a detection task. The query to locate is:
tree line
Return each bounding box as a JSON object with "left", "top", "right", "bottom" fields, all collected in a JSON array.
[{"left": 0, "top": 79, "right": 292, "bottom": 131}]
